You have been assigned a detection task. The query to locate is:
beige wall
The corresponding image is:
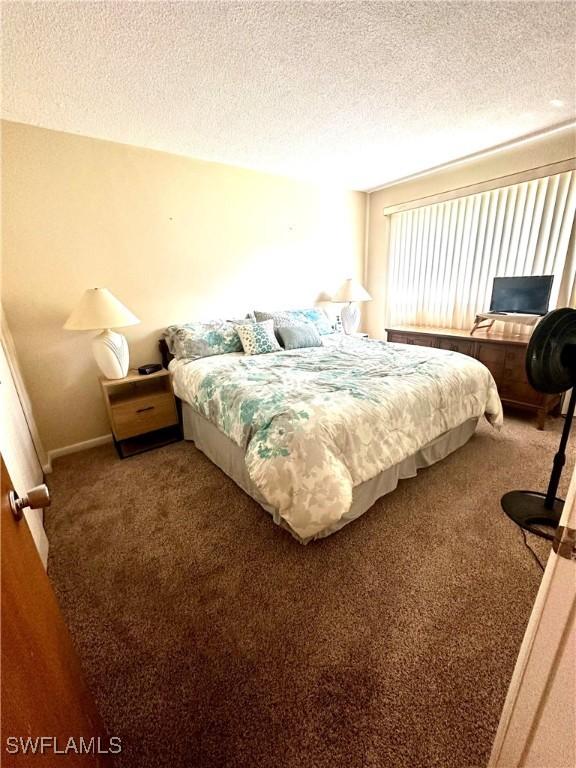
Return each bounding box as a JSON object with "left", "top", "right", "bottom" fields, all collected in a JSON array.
[
  {"left": 1, "top": 121, "right": 366, "bottom": 452},
  {"left": 365, "top": 126, "right": 576, "bottom": 338}
]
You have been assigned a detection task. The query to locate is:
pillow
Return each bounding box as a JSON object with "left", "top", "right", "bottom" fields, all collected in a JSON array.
[
  {"left": 254, "top": 310, "right": 308, "bottom": 329},
  {"left": 294, "top": 308, "right": 334, "bottom": 335},
  {"left": 252, "top": 310, "right": 312, "bottom": 345},
  {"left": 164, "top": 320, "right": 242, "bottom": 360},
  {"left": 227, "top": 312, "right": 257, "bottom": 324},
  {"left": 236, "top": 319, "right": 282, "bottom": 355},
  {"left": 254, "top": 308, "right": 334, "bottom": 335},
  {"left": 277, "top": 323, "right": 322, "bottom": 350}
]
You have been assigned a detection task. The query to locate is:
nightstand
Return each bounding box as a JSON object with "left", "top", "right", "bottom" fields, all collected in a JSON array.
[{"left": 100, "top": 369, "right": 182, "bottom": 458}]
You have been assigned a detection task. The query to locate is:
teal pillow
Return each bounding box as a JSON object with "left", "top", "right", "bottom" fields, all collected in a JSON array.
[
  {"left": 292, "top": 308, "right": 334, "bottom": 335},
  {"left": 277, "top": 323, "right": 322, "bottom": 350},
  {"left": 164, "top": 320, "right": 242, "bottom": 360}
]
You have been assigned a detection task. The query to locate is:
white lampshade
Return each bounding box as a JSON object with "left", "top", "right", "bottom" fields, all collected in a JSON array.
[
  {"left": 64, "top": 288, "right": 140, "bottom": 330},
  {"left": 331, "top": 278, "right": 372, "bottom": 303}
]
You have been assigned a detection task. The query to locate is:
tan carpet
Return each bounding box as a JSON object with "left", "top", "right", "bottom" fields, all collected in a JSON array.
[{"left": 45, "top": 413, "right": 571, "bottom": 768}]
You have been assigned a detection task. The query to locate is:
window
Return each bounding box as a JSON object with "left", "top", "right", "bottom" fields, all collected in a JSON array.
[{"left": 386, "top": 171, "right": 576, "bottom": 330}]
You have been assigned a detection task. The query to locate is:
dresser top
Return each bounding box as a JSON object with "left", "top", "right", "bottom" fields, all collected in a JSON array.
[{"left": 386, "top": 325, "right": 532, "bottom": 346}]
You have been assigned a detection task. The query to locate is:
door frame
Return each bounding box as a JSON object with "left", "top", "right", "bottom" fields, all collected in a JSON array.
[{"left": 489, "top": 463, "right": 576, "bottom": 766}]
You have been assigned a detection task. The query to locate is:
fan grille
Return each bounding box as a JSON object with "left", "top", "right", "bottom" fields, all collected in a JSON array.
[{"left": 526, "top": 308, "right": 576, "bottom": 394}]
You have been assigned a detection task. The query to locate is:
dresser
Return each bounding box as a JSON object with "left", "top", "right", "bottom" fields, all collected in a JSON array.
[{"left": 385, "top": 325, "right": 561, "bottom": 429}]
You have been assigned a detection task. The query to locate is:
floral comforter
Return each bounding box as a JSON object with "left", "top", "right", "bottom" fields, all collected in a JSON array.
[{"left": 170, "top": 335, "right": 503, "bottom": 540}]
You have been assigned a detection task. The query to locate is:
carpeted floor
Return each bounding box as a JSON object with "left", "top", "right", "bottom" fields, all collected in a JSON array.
[{"left": 45, "top": 413, "right": 571, "bottom": 768}]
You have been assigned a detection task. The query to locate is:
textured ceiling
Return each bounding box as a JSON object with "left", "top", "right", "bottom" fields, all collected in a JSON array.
[{"left": 2, "top": 1, "right": 575, "bottom": 190}]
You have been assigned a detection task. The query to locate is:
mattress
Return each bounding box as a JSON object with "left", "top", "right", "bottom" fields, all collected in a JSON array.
[{"left": 169, "top": 335, "right": 502, "bottom": 541}]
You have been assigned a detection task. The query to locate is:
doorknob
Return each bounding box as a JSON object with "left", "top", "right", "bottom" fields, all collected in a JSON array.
[{"left": 9, "top": 484, "right": 51, "bottom": 521}]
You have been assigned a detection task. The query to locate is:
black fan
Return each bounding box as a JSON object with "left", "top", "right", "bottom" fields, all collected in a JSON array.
[{"left": 501, "top": 307, "right": 576, "bottom": 540}]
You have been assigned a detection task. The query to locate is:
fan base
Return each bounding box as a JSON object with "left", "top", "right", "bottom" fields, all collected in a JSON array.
[{"left": 501, "top": 490, "right": 564, "bottom": 541}]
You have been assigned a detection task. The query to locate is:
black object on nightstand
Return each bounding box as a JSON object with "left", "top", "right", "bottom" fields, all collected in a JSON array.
[{"left": 138, "top": 363, "right": 163, "bottom": 375}]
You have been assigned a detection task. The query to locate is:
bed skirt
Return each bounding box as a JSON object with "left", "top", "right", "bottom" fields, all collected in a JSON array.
[{"left": 181, "top": 402, "right": 479, "bottom": 543}]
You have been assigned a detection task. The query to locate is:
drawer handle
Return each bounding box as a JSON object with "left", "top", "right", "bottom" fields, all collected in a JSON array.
[{"left": 136, "top": 406, "right": 155, "bottom": 413}]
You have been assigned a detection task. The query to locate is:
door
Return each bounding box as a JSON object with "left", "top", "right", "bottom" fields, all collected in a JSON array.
[
  {"left": 0, "top": 329, "right": 48, "bottom": 565},
  {"left": 1, "top": 457, "right": 114, "bottom": 765}
]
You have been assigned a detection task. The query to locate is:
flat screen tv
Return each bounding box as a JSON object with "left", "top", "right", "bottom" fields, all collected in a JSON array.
[{"left": 489, "top": 275, "right": 553, "bottom": 316}]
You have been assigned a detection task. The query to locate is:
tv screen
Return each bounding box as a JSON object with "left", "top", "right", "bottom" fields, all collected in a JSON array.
[{"left": 489, "top": 275, "right": 553, "bottom": 316}]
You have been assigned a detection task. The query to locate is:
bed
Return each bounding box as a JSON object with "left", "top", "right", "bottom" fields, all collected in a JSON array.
[{"left": 160, "top": 331, "right": 503, "bottom": 543}]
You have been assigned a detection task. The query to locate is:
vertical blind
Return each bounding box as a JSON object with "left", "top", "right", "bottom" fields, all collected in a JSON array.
[{"left": 387, "top": 170, "right": 576, "bottom": 330}]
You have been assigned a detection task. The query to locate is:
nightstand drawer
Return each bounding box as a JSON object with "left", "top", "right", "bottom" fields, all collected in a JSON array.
[{"left": 111, "top": 393, "right": 178, "bottom": 440}]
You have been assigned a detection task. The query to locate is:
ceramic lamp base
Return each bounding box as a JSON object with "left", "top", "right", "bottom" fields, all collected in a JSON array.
[
  {"left": 340, "top": 302, "right": 360, "bottom": 334},
  {"left": 92, "top": 329, "right": 129, "bottom": 379}
]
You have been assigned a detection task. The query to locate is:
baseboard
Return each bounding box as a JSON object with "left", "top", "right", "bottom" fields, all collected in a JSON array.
[{"left": 45, "top": 434, "right": 113, "bottom": 472}]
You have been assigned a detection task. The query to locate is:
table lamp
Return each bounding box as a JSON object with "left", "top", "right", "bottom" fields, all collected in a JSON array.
[
  {"left": 331, "top": 278, "right": 372, "bottom": 334},
  {"left": 64, "top": 288, "right": 140, "bottom": 379}
]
